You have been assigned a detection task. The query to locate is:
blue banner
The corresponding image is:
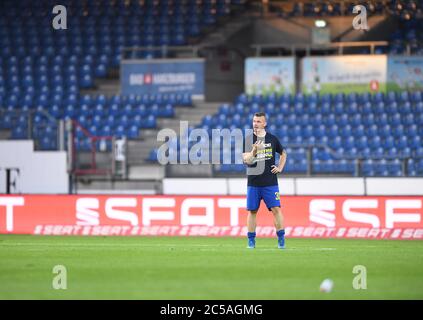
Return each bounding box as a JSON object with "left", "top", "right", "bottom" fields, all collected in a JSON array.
[{"left": 121, "top": 59, "right": 205, "bottom": 98}]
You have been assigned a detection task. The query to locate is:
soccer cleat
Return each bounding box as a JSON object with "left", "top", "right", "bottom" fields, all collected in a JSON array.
[
  {"left": 247, "top": 238, "right": 256, "bottom": 249},
  {"left": 277, "top": 237, "right": 285, "bottom": 249}
]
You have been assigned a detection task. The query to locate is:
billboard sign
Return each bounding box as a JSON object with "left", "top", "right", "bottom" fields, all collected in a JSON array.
[
  {"left": 121, "top": 58, "right": 205, "bottom": 98},
  {"left": 1, "top": 195, "right": 422, "bottom": 239},
  {"left": 387, "top": 56, "right": 423, "bottom": 92},
  {"left": 245, "top": 57, "right": 295, "bottom": 95},
  {"left": 302, "top": 55, "right": 387, "bottom": 94}
]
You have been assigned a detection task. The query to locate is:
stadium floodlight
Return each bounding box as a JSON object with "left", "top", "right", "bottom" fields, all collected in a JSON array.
[{"left": 315, "top": 20, "right": 327, "bottom": 28}]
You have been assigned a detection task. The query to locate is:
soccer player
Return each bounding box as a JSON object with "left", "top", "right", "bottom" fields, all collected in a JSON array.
[{"left": 242, "top": 112, "right": 287, "bottom": 249}]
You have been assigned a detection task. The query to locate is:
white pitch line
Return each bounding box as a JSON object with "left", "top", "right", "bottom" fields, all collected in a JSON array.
[
  {"left": 256, "top": 247, "right": 337, "bottom": 251},
  {"left": 0, "top": 243, "right": 227, "bottom": 248},
  {"left": 0, "top": 242, "right": 339, "bottom": 251}
]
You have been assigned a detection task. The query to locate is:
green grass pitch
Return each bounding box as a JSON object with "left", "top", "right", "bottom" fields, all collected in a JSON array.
[{"left": 1, "top": 235, "right": 423, "bottom": 299}]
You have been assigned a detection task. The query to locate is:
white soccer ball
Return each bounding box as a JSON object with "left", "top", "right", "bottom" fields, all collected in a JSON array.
[{"left": 319, "top": 279, "right": 334, "bottom": 293}]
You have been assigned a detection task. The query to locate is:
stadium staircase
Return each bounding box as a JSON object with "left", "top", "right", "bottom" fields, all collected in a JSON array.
[{"left": 75, "top": 100, "right": 223, "bottom": 193}]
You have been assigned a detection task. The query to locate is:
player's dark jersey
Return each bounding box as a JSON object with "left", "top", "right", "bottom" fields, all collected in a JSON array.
[{"left": 243, "top": 131, "right": 284, "bottom": 187}]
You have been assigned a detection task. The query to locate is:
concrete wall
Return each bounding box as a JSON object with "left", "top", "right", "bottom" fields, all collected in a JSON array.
[
  {"left": 163, "top": 177, "right": 423, "bottom": 196},
  {"left": 253, "top": 16, "right": 388, "bottom": 45},
  {"left": 0, "top": 140, "right": 68, "bottom": 194},
  {"left": 204, "top": 25, "right": 254, "bottom": 102}
]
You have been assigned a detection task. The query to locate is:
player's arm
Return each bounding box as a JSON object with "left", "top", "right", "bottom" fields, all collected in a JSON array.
[
  {"left": 242, "top": 140, "right": 261, "bottom": 165},
  {"left": 271, "top": 149, "right": 287, "bottom": 174}
]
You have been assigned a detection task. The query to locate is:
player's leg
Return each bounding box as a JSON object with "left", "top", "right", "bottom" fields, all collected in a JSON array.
[
  {"left": 246, "top": 186, "right": 260, "bottom": 249},
  {"left": 270, "top": 206, "right": 284, "bottom": 230},
  {"left": 247, "top": 210, "right": 258, "bottom": 232},
  {"left": 261, "top": 185, "right": 285, "bottom": 249},
  {"left": 247, "top": 210, "right": 258, "bottom": 248},
  {"left": 270, "top": 206, "right": 285, "bottom": 249}
]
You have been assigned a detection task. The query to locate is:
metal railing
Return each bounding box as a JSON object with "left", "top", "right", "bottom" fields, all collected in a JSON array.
[
  {"left": 121, "top": 46, "right": 202, "bottom": 59},
  {"left": 210, "top": 142, "right": 416, "bottom": 177},
  {"left": 0, "top": 109, "right": 64, "bottom": 150},
  {"left": 252, "top": 41, "right": 391, "bottom": 56}
]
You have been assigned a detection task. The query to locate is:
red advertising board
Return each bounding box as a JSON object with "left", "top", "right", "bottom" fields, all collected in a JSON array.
[{"left": 0, "top": 195, "right": 422, "bottom": 239}]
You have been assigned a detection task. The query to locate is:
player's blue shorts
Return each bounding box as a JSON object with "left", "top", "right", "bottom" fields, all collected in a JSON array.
[{"left": 247, "top": 185, "right": 281, "bottom": 211}]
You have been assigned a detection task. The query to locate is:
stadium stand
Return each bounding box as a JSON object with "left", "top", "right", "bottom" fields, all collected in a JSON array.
[
  {"left": 187, "top": 91, "right": 423, "bottom": 176},
  {"left": 0, "top": 0, "right": 422, "bottom": 181},
  {"left": 0, "top": 0, "right": 246, "bottom": 150}
]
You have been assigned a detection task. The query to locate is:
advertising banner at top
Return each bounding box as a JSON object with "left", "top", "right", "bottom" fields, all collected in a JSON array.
[
  {"left": 301, "top": 55, "right": 387, "bottom": 94},
  {"left": 387, "top": 55, "right": 423, "bottom": 92},
  {"left": 121, "top": 58, "right": 205, "bottom": 98},
  {"left": 245, "top": 57, "right": 296, "bottom": 95}
]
